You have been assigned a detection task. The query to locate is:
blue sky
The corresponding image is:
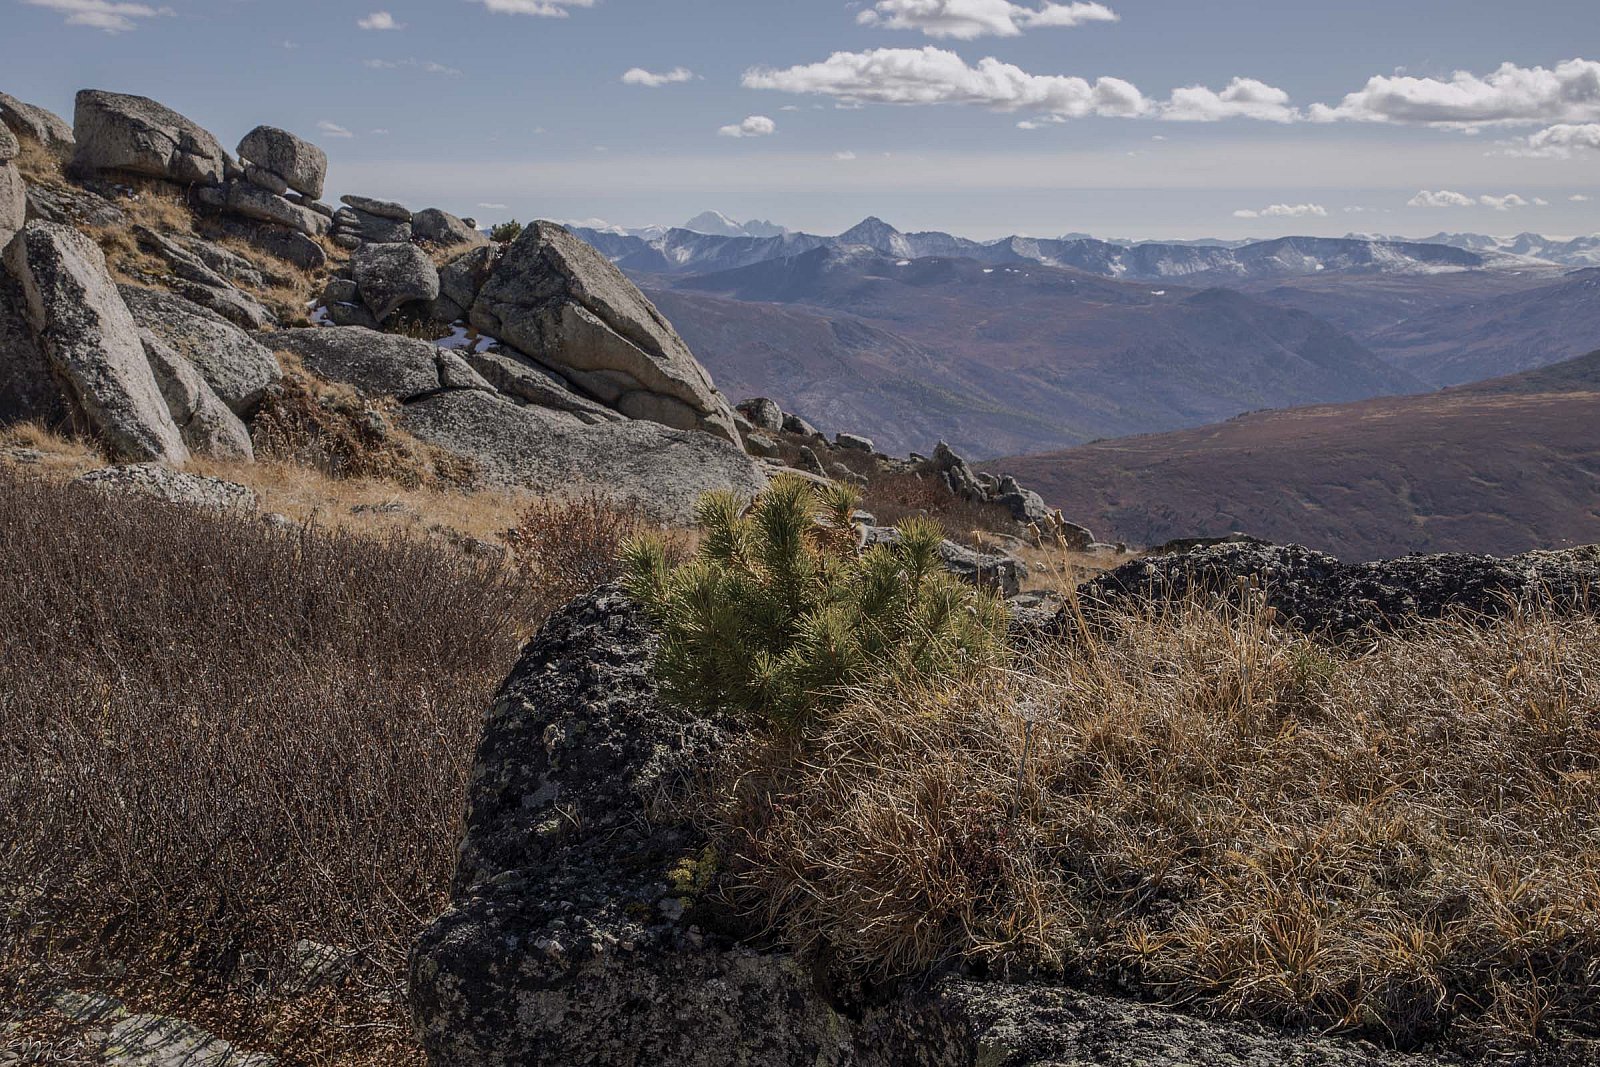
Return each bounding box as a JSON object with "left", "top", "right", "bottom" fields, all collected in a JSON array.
[{"left": 3, "top": 0, "right": 1597, "bottom": 239}]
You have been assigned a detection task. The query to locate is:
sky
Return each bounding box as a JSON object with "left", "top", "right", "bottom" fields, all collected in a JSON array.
[{"left": 3, "top": 0, "right": 1598, "bottom": 240}]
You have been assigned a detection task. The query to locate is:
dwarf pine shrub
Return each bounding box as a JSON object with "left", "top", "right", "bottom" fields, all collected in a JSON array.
[
  {"left": 488, "top": 219, "right": 523, "bottom": 243},
  {"left": 624, "top": 473, "right": 1007, "bottom": 730}
]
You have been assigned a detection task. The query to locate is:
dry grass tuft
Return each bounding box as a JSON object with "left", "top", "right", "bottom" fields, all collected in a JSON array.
[
  {"left": 11, "top": 139, "right": 65, "bottom": 185},
  {"left": 696, "top": 595, "right": 1600, "bottom": 1054},
  {"left": 251, "top": 355, "right": 477, "bottom": 489}
]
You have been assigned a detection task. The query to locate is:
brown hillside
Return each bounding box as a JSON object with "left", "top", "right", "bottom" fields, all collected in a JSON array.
[{"left": 999, "top": 363, "right": 1600, "bottom": 560}]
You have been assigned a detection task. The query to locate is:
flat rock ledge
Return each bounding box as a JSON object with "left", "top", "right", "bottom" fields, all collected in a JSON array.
[{"left": 409, "top": 585, "right": 1453, "bottom": 1066}]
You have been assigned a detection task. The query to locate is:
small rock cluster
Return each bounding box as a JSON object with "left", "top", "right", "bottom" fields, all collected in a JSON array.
[
  {"left": 319, "top": 220, "right": 743, "bottom": 446},
  {"left": 733, "top": 394, "right": 1105, "bottom": 549}
]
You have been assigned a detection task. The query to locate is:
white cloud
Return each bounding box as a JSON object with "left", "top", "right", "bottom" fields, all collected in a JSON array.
[
  {"left": 1515, "top": 122, "right": 1600, "bottom": 157},
  {"left": 622, "top": 67, "right": 696, "bottom": 88},
  {"left": 22, "top": 0, "right": 173, "bottom": 33},
  {"left": 1478, "top": 192, "right": 1530, "bottom": 211},
  {"left": 719, "top": 115, "right": 777, "bottom": 138},
  {"left": 744, "top": 47, "right": 1148, "bottom": 118},
  {"left": 477, "top": 202, "right": 509, "bottom": 209},
  {"left": 357, "top": 10, "right": 403, "bottom": 29},
  {"left": 1573, "top": 194, "right": 1592, "bottom": 202},
  {"left": 470, "top": 0, "right": 594, "bottom": 15},
  {"left": 1232, "top": 202, "right": 1327, "bottom": 219},
  {"left": 1408, "top": 189, "right": 1477, "bottom": 208},
  {"left": 1162, "top": 78, "right": 1298, "bottom": 123},
  {"left": 1312, "top": 59, "right": 1600, "bottom": 128},
  {"left": 834, "top": 150, "right": 858, "bottom": 160},
  {"left": 856, "top": 0, "right": 1117, "bottom": 40},
  {"left": 1407, "top": 189, "right": 1536, "bottom": 210},
  {"left": 317, "top": 121, "right": 355, "bottom": 139},
  {"left": 363, "top": 58, "right": 463, "bottom": 75}
]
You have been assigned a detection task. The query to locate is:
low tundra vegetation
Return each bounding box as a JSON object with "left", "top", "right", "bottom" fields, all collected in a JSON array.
[{"left": 696, "top": 591, "right": 1600, "bottom": 1055}]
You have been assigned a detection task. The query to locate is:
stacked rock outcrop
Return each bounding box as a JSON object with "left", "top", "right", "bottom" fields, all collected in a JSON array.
[
  {"left": 331, "top": 194, "right": 411, "bottom": 248},
  {"left": 0, "top": 91, "right": 75, "bottom": 160},
  {"left": 3, "top": 221, "right": 250, "bottom": 463}
]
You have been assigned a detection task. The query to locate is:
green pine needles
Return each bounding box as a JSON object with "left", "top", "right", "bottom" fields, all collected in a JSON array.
[{"left": 624, "top": 473, "right": 1008, "bottom": 731}]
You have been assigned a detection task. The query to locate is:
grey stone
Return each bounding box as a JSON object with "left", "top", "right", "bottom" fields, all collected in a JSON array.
[
  {"left": 351, "top": 209, "right": 412, "bottom": 245},
  {"left": 463, "top": 347, "right": 625, "bottom": 422},
  {"left": 0, "top": 126, "right": 14, "bottom": 162},
  {"left": 326, "top": 301, "right": 378, "bottom": 329},
  {"left": 401, "top": 389, "right": 767, "bottom": 524},
  {"left": 745, "top": 431, "right": 780, "bottom": 458},
  {"left": 435, "top": 348, "right": 495, "bottom": 393},
  {"left": 351, "top": 241, "right": 439, "bottom": 323},
  {"left": 287, "top": 194, "right": 333, "bottom": 218},
  {"left": 24, "top": 181, "right": 126, "bottom": 228},
  {"left": 434, "top": 244, "right": 497, "bottom": 321},
  {"left": 0, "top": 161, "right": 22, "bottom": 250},
  {"left": 242, "top": 162, "right": 289, "bottom": 196},
  {"left": 782, "top": 411, "right": 820, "bottom": 437},
  {"left": 242, "top": 223, "right": 327, "bottom": 272},
  {"left": 997, "top": 487, "right": 1050, "bottom": 525},
  {"left": 0, "top": 92, "right": 75, "bottom": 159},
  {"left": 332, "top": 232, "right": 361, "bottom": 250},
  {"left": 5, "top": 222, "right": 186, "bottom": 463},
  {"left": 71, "top": 90, "right": 225, "bottom": 185},
  {"left": 321, "top": 277, "right": 359, "bottom": 305},
  {"left": 795, "top": 444, "right": 828, "bottom": 477},
  {"left": 99, "top": 1009, "right": 277, "bottom": 1066},
  {"left": 139, "top": 330, "right": 254, "bottom": 460},
  {"left": 0, "top": 270, "right": 66, "bottom": 426},
  {"left": 736, "top": 396, "right": 784, "bottom": 433},
  {"left": 340, "top": 193, "right": 411, "bottom": 221},
  {"left": 469, "top": 221, "right": 740, "bottom": 444},
  {"left": 119, "top": 284, "right": 281, "bottom": 414},
  {"left": 413, "top": 208, "right": 488, "bottom": 249},
  {"left": 200, "top": 180, "right": 331, "bottom": 238},
  {"left": 236, "top": 125, "right": 327, "bottom": 199},
  {"left": 862, "top": 525, "right": 1025, "bottom": 596},
  {"left": 271, "top": 326, "right": 458, "bottom": 400},
  {"left": 835, "top": 431, "right": 874, "bottom": 452}
]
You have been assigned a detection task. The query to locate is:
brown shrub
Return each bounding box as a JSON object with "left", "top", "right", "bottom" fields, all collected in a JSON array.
[
  {"left": 504, "top": 493, "right": 676, "bottom": 607},
  {"left": 251, "top": 357, "right": 476, "bottom": 489},
  {"left": 0, "top": 463, "right": 545, "bottom": 1061},
  {"left": 694, "top": 597, "right": 1600, "bottom": 1055}
]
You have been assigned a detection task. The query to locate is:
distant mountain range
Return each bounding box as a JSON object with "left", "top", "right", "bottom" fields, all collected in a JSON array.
[
  {"left": 649, "top": 247, "right": 1424, "bottom": 458},
  {"left": 577, "top": 216, "right": 1500, "bottom": 282},
  {"left": 571, "top": 215, "right": 1600, "bottom": 277},
  {"left": 997, "top": 349, "right": 1600, "bottom": 561}
]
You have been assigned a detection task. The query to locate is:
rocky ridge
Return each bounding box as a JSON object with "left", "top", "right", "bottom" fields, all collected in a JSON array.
[{"left": 0, "top": 86, "right": 776, "bottom": 520}]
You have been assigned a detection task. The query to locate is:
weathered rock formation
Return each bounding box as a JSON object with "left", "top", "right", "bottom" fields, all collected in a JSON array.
[
  {"left": 0, "top": 91, "right": 75, "bottom": 159},
  {"left": 0, "top": 125, "right": 24, "bottom": 251},
  {"left": 236, "top": 125, "right": 327, "bottom": 200},
  {"left": 120, "top": 284, "right": 281, "bottom": 413},
  {"left": 71, "top": 90, "right": 227, "bottom": 186},
  {"left": 409, "top": 585, "right": 1456, "bottom": 1066},
  {"left": 5, "top": 221, "right": 187, "bottom": 463},
  {"left": 469, "top": 222, "right": 742, "bottom": 444}
]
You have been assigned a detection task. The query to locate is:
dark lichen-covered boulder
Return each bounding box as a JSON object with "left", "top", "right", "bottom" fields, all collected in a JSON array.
[
  {"left": 1080, "top": 541, "right": 1600, "bottom": 635},
  {"left": 410, "top": 587, "right": 1456, "bottom": 1066}
]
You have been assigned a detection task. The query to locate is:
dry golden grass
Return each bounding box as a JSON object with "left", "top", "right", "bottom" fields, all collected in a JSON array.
[
  {"left": 696, "top": 596, "right": 1600, "bottom": 1056},
  {"left": 10, "top": 138, "right": 63, "bottom": 185}
]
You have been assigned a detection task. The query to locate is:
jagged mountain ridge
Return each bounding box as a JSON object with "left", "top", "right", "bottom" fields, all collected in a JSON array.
[
  {"left": 1350, "top": 231, "right": 1600, "bottom": 268},
  {"left": 575, "top": 216, "right": 1492, "bottom": 282}
]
